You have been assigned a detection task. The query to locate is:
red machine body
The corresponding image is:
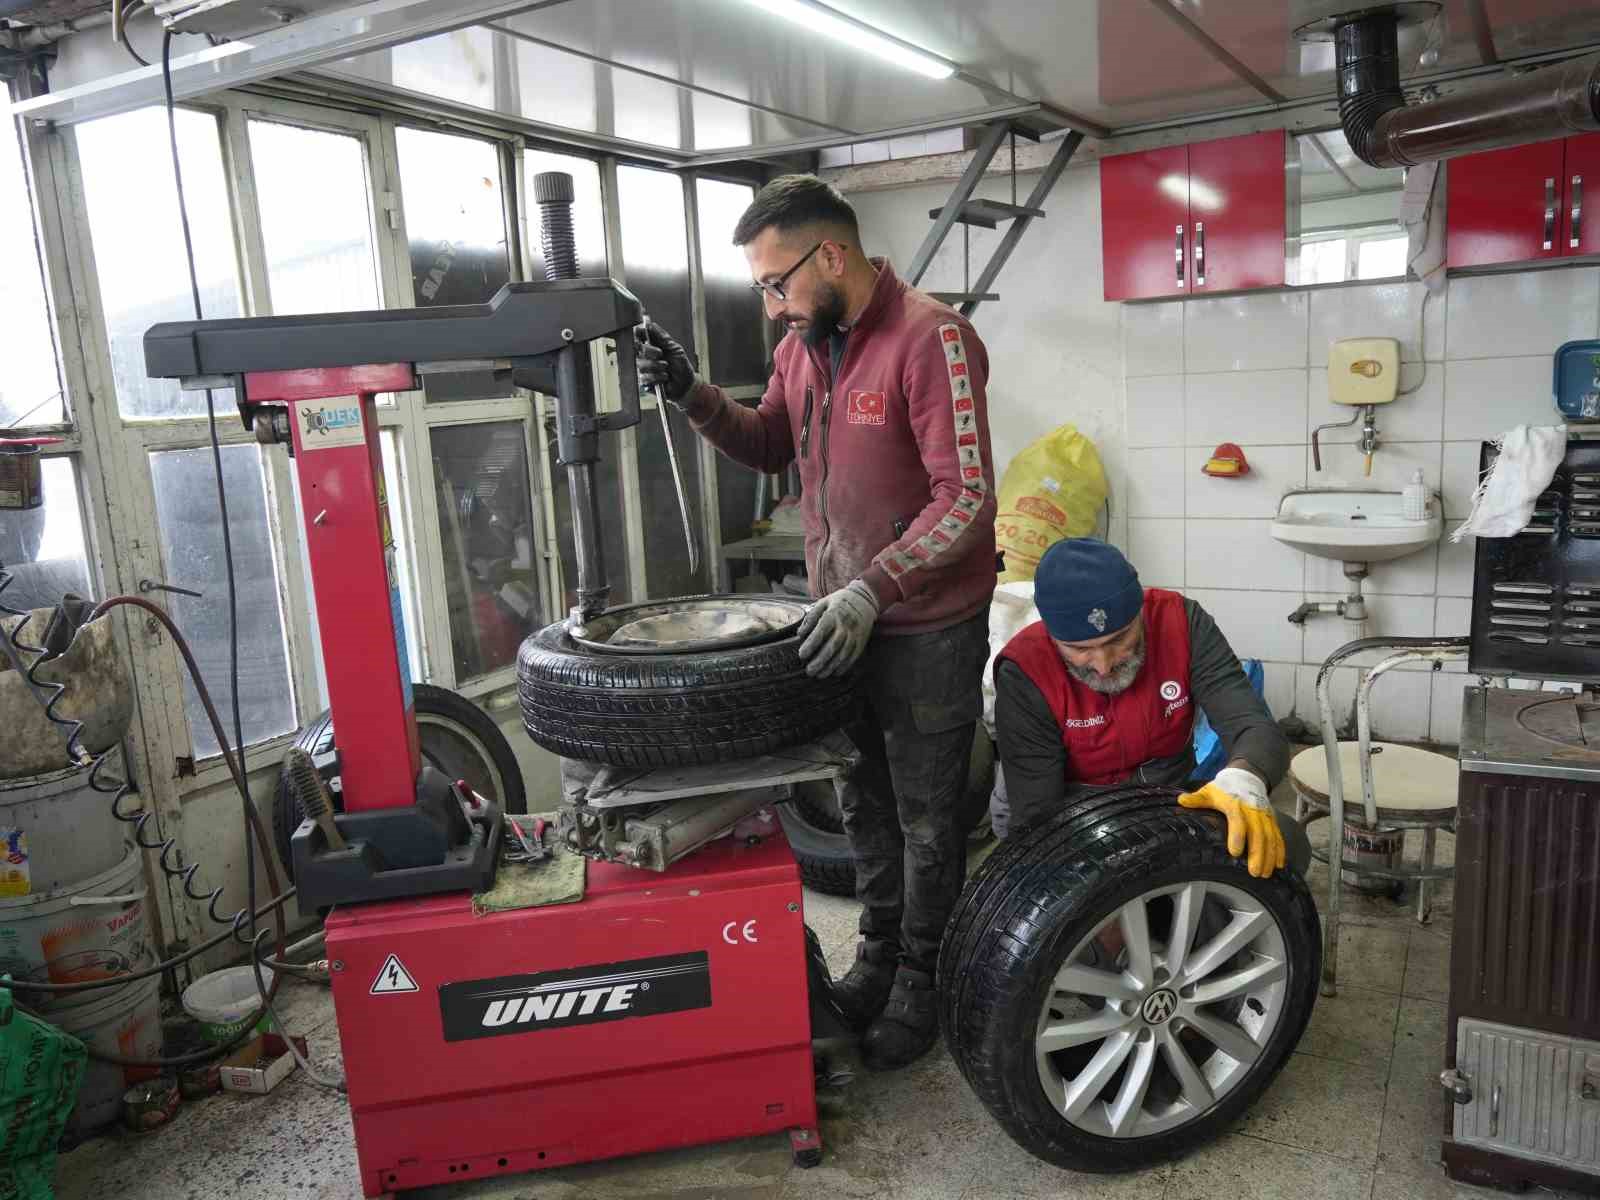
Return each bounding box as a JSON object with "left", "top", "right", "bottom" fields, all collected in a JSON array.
[{"left": 325, "top": 829, "right": 819, "bottom": 1197}]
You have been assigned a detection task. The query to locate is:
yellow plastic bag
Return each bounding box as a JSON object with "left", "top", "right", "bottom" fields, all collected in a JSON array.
[{"left": 994, "top": 424, "right": 1108, "bottom": 583}]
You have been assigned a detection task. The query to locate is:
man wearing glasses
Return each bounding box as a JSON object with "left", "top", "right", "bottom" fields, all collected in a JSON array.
[{"left": 637, "top": 174, "right": 996, "bottom": 1071}]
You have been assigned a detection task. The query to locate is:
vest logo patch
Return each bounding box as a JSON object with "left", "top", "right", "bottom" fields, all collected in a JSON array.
[
  {"left": 847, "top": 390, "right": 886, "bottom": 426},
  {"left": 1063, "top": 715, "right": 1108, "bottom": 729},
  {"left": 1159, "top": 680, "right": 1182, "bottom": 701}
]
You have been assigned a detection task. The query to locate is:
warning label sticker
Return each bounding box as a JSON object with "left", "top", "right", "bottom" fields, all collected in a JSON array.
[{"left": 371, "top": 954, "right": 418, "bottom": 995}]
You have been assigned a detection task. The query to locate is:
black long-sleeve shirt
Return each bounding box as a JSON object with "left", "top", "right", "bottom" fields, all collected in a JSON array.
[{"left": 993, "top": 598, "right": 1287, "bottom": 835}]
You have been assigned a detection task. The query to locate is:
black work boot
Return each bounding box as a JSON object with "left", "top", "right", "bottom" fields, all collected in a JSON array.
[
  {"left": 830, "top": 939, "right": 898, "bottom": 1032},
  {"left": 861, "top": 965, "right": 938, "bottom": 1070}
]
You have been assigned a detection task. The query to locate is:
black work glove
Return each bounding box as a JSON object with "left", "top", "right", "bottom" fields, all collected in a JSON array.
[{"left": 635, "top": 321, "right": 698, "bottom": 405}]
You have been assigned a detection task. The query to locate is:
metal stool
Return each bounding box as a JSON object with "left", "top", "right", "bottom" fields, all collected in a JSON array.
[{"left": 1305, "top": 636, "right": 1468, "bottom": 997}]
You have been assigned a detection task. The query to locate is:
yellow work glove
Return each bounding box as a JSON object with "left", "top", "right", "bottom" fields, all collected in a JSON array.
[{"left": 1177, "top": 766, "right": 1286, "bottom": 879}]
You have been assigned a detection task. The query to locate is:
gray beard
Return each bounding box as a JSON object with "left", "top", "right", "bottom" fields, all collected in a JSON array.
[{"left": 1068, "top": 641, "right": 1147, "bottom": 695}]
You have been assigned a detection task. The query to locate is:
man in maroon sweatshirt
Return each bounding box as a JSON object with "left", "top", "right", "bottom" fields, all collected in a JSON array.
[{"left": 637, "top": 175, "right": 997, "bottom": 1069}]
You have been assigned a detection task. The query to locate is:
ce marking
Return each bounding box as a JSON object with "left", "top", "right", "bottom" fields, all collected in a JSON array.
[{"left": 722, "top": 919, "right": 759, "bottom": 945}]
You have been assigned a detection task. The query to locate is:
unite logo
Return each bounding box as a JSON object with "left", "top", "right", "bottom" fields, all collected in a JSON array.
[{"left": 439, "top": 952, "right": 712, "bottom": 1042}]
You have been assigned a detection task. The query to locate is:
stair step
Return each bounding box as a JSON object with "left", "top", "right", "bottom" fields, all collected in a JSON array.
[
  {"left": 927, "top": 198, "right": 1047, "bottom": 229},
  {"left": 928, "top": 291, "right": 1000, "bottom": 306}
]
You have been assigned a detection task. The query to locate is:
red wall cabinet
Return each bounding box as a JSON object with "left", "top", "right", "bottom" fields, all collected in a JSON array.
[
  {"left": 1100, "top": 130, "right": 1287, "bottom": 301},
  {"left": 1447, "top": 134, "right": 1600, "bottom": 268}
]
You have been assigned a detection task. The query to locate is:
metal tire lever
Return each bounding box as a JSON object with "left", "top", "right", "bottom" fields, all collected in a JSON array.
[{"left": 654, "top": 383, "right": 701, "bottom": 578}]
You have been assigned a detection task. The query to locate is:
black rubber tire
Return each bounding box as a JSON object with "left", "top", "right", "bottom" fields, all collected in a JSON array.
[
  {"left": 777, "top": 725, "right": 998, "bottom": 897},
  {"left": 516, "top": 616, "right": 860, "bottom": 767},
  {"left": 272, "top": 683, "right": 526, "bottom": 879},
  {"left": 938, "top": 785, "right": 1320, "bottom": 1173}
]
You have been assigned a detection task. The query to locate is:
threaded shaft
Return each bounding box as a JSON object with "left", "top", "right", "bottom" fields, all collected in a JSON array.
[{"left": 533, "top": 171, "right": 579, "bottom": 281}]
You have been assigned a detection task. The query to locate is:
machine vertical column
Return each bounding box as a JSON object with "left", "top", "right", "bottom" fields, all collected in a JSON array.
[
  {"left": 248, "top": 364, "right": 422, "bottom": 813},
  {"left": 535, "top": 171, "right": 610, "bottom": 620}
]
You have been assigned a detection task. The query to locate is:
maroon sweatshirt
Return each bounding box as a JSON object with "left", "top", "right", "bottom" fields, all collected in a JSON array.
[{"left": 684, "top": 258, "right": 997, "bottom": 636}]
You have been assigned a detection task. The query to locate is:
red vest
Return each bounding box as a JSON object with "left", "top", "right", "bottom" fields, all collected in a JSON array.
[{"left": 997, "top": 589, "right": 1193, "bottom": 786}]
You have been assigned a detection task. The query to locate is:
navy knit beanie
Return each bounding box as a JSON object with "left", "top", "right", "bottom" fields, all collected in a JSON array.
[{"left": 1034, "top": 538, "right": 1143, "bottom": 642}]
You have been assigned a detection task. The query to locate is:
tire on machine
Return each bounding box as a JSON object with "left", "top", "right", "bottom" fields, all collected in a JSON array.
[
  {"left": 939, "top": 784, "right": 1320, "bottom": 1171},
  {"left": 517, "top": 618, "right": 860, "bottom": 769}
]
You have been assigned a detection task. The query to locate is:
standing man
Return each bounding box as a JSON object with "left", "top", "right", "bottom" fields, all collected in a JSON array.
[
  {"left": 993, "top": 538, "right": 1310, "bottom": 877},
  {"left": 637, "top": 175, "right": 996, "bottom": 1069}
]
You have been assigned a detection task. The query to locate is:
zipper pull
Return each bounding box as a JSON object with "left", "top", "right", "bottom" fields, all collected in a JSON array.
[{"left": 800, "top": 385, "right": 814, "bottom": 458}]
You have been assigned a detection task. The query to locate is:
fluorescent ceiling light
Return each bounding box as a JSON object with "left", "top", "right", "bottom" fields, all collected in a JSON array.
[{"left": 742, "top": 0, "right": 957, "bottom": 80}]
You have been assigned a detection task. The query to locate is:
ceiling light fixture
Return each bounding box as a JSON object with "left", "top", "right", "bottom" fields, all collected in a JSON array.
[{"left": 742, "top": 0, "right": 957, "bottom": 80}]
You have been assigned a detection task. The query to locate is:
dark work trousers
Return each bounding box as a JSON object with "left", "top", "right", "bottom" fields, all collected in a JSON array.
[{"left": 836, "top": 606, "right": 990, "bottom": 974}]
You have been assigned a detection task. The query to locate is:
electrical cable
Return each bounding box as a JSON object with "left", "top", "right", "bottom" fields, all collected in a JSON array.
[{"left": 1397, "top": 286, "right": 1433, "bottom": 396}]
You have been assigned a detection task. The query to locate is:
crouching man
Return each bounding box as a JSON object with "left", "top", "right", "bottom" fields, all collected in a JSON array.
[{"left": 993, "top": 538, "right": 1309, "bottom": 877}]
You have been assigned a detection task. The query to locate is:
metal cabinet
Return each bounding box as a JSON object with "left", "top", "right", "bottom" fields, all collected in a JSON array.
[
  {"left": 1446, "top": 135, "right": 1600, "bottom": 268},
  {"left": 1099, "top": 130, "right": 1287, "bottom": 301}
]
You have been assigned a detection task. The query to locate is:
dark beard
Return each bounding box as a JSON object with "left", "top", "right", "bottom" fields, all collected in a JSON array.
[
  {"left": 1067, "top": 640, "right": 1147, "bottom": 695},
  {"left": 801, "top": 282, "right": 848, "bottom": 349}
]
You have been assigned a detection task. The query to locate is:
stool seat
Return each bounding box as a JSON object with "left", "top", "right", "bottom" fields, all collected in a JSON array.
[{"left": 1289, "top": 743, "right": 1459, "bottom": 822}]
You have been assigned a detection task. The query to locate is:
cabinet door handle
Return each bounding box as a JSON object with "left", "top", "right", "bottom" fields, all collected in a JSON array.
[
  {"left": 1174, "top": 224, "right": 1185, "bottom": 286},
  {"left": 1194, "top": 221, "right": 1206, "bottom": 286},
  {"left": 1545, "top": 177, "right": 1557, "bottom": 251},
  {"left": 1572, "top": 174, "right": 1584, "bottom": 250}
]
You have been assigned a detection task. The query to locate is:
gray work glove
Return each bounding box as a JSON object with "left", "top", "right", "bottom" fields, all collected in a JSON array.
[
  {"left": 635, "top": 321, "right": 698, "bottom": 405},
  {"left": 797, "top": 579, "right": 880, "bottom": 678}
]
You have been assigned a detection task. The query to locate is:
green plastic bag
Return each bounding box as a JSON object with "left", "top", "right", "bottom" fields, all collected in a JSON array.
[{"left": 0, "top": 988, "right": 85, "bottom": 1200}]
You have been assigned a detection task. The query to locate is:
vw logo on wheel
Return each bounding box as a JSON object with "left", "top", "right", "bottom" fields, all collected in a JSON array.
[{"left": 1141, "top": 989, "right": 1178, "bottom": 1025}]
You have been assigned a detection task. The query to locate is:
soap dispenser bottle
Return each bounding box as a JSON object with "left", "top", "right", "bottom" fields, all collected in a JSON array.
[{"left": 1403, "top": 469, "right": 1427, "bottom": 520}]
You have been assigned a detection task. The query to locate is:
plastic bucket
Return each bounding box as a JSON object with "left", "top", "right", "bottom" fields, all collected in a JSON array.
[
  {"left": 0, "top": 757, "right": 125, "bottom": 895},
  {"left": 0, "top": 845, "right": 152, "bottom": 1006},
  {"left": 43, "top": 972, "right": 162, "bottom": 1140},
  {"left": 182, "top": 965, "right": 275, "bottom": 1045}
]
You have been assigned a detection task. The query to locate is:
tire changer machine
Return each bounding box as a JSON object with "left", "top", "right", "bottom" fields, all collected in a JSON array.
[{"left": 142, "top": 175, "right": 854, "bottom": 1197}]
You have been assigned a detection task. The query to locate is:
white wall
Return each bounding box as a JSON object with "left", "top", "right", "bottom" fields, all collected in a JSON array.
[
  {"left": 849, "top": 166, "right": 1598, "bottom": 747},
  {"left": 848, "top": 164, "right": 1129, "bottom": 551}
]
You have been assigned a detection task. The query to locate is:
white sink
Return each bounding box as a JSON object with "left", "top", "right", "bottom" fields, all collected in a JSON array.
[{"left": 1270, "top": 490, "right": 1442, "bottom": 563}]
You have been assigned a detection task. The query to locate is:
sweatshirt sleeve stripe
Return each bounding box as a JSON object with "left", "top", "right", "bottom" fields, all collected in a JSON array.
[{"left": 875, "top": 322, "right": 988, "bottom": 583}]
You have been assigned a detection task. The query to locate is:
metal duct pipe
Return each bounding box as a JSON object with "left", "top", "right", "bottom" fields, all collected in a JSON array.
[{"left": 1334, "top": 7, "right": 1600, "bottom": 168}]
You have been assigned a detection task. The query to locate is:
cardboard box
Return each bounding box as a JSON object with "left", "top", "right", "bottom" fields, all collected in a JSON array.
[{"left": 219, "top": 1033, "right": 307, "bottom": 1095}]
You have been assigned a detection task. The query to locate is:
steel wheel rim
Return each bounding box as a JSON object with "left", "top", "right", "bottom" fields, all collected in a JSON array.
[
  {"left": 1033, "top": 879, "right": 1288, "bottom": 1139},
  {"left": 418, "top": 713, "right": 506, "bottom": 804}
]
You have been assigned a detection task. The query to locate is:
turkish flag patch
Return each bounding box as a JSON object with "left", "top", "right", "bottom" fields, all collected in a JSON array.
[{"left": 847, "top": 390, "right": 886, "bottom": 426}]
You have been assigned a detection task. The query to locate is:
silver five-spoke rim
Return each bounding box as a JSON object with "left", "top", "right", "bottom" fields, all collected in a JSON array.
[{"left": 1034, "top": 880, "right": 1287, "bottom": 1139}]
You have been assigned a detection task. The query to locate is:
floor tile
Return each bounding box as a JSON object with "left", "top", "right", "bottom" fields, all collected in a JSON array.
[
  {"left": 1298, "top": 983, "right": 1401, "bottom": 1069},
  {"left": 1403, "top": 929, "right": 1451, "bottom": 1003},
  {"left": 1234, "top": 1051, "right": 1387, "bottom": 1164},
  {"left": 1325, "top": 923, "right": 1411, "bottom": 996},
  {"left": 1391, "top": 996, "right": 1447, "bottom": 1070},
  {"left": 959, "top": 1138, "right": 1169, "bottom": 1198},
  {"left": 1164, "top": 1134, "right": 1373, "bottom": 1200}
]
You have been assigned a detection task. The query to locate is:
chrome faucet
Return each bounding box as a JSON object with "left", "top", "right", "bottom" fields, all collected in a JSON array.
[{"left": 1311, "top": 404, "right": 1380, "bottom": 475}]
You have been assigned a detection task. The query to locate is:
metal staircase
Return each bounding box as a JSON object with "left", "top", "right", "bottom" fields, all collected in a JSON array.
[{"left": 907, "top": 118, "right": 1085, "bottom": 318}]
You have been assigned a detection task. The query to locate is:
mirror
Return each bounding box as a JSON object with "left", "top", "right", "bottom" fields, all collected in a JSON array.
[{"left": 1288, "top": 128, "right": 1408, "bottom": 286}]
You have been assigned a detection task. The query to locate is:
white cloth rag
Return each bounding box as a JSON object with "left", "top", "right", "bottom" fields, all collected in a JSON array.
[{"left": 1453, "top": 424, "right": 1568, "bottom": 541}]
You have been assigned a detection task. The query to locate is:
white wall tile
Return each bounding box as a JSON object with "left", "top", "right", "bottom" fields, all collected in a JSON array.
[
  {"left": 1300, "top": 591, "right": 1435, "bottom": 668},
  {"left": 1436, "top": 524, "right": 1476, "bottom": 597},
  {"left": 1304, "top": 540, "right": 1439, "bottom": 596},
  {"left": 1186, "top": 444, "right": 1306, "bottom": 518},
  {"left": 1185, "top": 291, "right": 1308, "bottom": 373},
  {"left": 1187, "top": 369, "right": 1309, "bottom": 447},
  {"left": 1441, "top": 440, "right": 1488, "bottom": 521},
  {"left": 1435, "top": 596, "right": 1472, "bottom": 671},
  {"left": 1124, "top": 303, "right": 1184, "bottom": 377},
  {"left": 1186, "top": 520, "right": 1304, "bottom": 591},
  {"left": 1128, "top": 518, "right": 1185, "bottom": 587},
  {"left": 1127, "top": 375, "right": 1185, "bottom": 447},
  {"left": 1260, "top": 660, "right": 1297, "bottom": 720},
  {"left": 1308, "top": 279, "right": 1445, "bottom": 366},
  {"left": 1295, "top": 663, "right": 1357, "bottom": 728},
  {"left": 1187, "top": 587, "right": 1304, "bottom": 662},
  {"left": 1430, "top": 673, "right": 1470, "bottom": 745},
  {"left": 1366, "top": 669, "right": 1434, "bottom": 742},
  {"left": 1443, "top": 355, "right": 1564, "bottom": 441},
  {"left": 1127, "top": 447, "right": 1185, "bottom": 517},
  {"left": 1309, "top": 439, "right": 1441, "bottom": 493},
  {"left": 1308, "top": 368, "right": 1443, "bottom": 444},
  {"left": 1300, "top": 603, "right": 1375, "bottom": 670},
  {"left": 1445, "top": 268, "right": 1599, "bottom": 361}
]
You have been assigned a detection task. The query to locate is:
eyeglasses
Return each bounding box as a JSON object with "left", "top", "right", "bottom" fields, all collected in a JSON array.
[{"left": 748, "top": 240, "right": 841, "bottom": 302}]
